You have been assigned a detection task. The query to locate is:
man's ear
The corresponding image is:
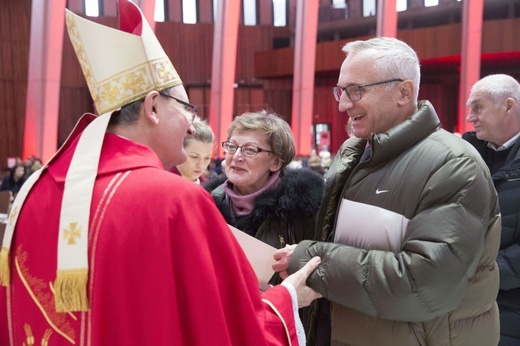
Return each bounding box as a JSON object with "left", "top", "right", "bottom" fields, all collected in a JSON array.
[
  {"left": 143, "top": 91, "right": 161, "bottom": 125},
  {"left": 505, "top": 97, "right": 516, "bottom": 115},
  {"left": 398, "top": 80, "right": 414, "bottom": 104}
]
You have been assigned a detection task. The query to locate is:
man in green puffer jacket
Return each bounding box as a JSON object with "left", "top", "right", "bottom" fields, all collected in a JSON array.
[{"left": 274, "top": 37, "right": 500, "bottom": 345}]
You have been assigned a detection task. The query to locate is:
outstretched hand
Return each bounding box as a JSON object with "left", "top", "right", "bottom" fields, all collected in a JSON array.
[
  {"left": 283, "top": 256, "right": 322, "bottom": 308},
  {"left": 273, "top": 244, "right": 297, "bottom": 279}
]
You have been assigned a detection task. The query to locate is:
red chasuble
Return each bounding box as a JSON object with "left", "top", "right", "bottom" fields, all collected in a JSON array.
[{"left": 0, "top": 115, "right": 298, "bottom": 345}]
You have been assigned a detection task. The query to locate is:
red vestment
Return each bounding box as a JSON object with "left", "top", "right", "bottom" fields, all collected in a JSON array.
[{"left": 0, "top": 114, "right": 298, "bottom": 346}]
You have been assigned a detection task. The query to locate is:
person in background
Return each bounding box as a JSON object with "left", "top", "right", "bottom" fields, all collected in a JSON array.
[
  {"left": 22, "top": 156, "right": 35, "bottom": 173},
  {"left": 464, "top": 73, "right": 520, "bottom": 346},
  {"left": 0, "top": 164, "right": 27, "bottom": 201},
  {"left": 273, "top": 36, "right": 501, "bottom": 345},
  {"left": 306, "top": 149, "right": 324, "bottom": 176},
  {"left": 169, "top": 120, "right": 214, "bottom": 184},
  {"left": 29, "top": 157, "right": 43, "bottom": 174},
  {"left": 204, "top": 109, "right": 325, "bottom": 343},
  {"left": 0, "top": 2, "right": 322, "bottom": 345},
  {"left": 318, "top": 149, "right": 332, "bottom": 173}
]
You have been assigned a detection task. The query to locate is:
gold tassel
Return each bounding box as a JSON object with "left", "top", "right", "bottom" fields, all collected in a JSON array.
[
  {"left": 0, "top": 247, "right": 10, "bottom": 286},
  {"left": 54, "top": 268, "right": 90, "bottom": 312}
]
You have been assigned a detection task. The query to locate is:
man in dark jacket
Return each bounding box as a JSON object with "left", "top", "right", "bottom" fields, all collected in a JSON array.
[
  {"left": 464, "top": 73, "right": 520, "bottom": 346},
  {"left": 273, "top": 37, "right": 500, "bottom": 345}
]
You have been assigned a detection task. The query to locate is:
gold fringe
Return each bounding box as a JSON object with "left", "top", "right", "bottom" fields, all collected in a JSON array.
[
  {"left": 0, "top": 247, "right": 10, "bottom": 286},
  {"left": 54, "top": 268, "right": 90, "bottom": 312}
]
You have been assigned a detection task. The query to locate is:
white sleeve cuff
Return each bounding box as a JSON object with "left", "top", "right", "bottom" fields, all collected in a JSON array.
[{"left": 281, "top": 282, "right": 306, "bottom": 346}]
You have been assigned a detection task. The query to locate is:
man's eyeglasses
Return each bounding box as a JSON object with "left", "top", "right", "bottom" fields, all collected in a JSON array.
[
  {"left": 222, "top": 141, "right": 273, "bottom": 158},
  {"left": 161, "top": 93, "right": 198, "bottom": 124},
  {"left": 332, "top": 78, "right": 403, "bottom": 102}
]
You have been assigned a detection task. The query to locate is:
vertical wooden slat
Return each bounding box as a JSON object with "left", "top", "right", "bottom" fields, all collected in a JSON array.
[
  {"left": 67, "top": 0, "right": 83, "bottom": 13},
  {"left": 167, "top": 0, "right": 182, "bottom": 22},
  {"left": 199, "top": 0, "right": 213, "bottom": 23},
  {"left": 258, "top": 0, "right": 273, "bottom": 25},
  {"left": 103, "top": 0, "right": 117, "bottom": 16}
]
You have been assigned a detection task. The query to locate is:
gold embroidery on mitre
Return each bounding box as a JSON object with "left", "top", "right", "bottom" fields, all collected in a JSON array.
[
  {"left": 151, "top": 59, "right": 181, "bottom": 87},
  {"left": 66, "top": 11, "right": 181, "bottom": 116},
  {"left": 63, "top": 222, "right": 81, "bottom": 245},
  {"left": 95, "top": 64, "right": 155, "bottom": 113},
  {"left": 65, "top": 14, "right": 98, "bottom": 111}
]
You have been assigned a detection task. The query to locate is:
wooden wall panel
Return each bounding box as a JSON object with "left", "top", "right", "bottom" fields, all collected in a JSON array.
[
  {"left": 188, "top": 88, "right": 207, "bottom": 120},
  {"left": 235, "top": 89, "right": 249, "bottom": 115},
  {"left": 156, "top": 22, "right": 214, "bottom": 84},
  {"left": 57, "top": 88, "right": 94, "bottom": 147},
  {"left": 0, "top": 0, "right": 31, "bottom": 169},
  {"left": 250, "top": 88, "right": 264, "bottom": 111},
  {"left": 257, "top": 18, "right": 520, "bottom": 79},
  {"left": 399, "top": 24, "right": 462, "bottom": 59},
  {"left": 255, "top": 47, "right": 295, "bottom": 77},
  {"left": 262, "top": 79, "right": 293, "bottom": 123},
  {"left": 233, "top": 87, "right": 264, "bottom": 115},
  {"left": 236, "top": 25, "right": 290, "bottom": 82},
  {"left": 419, "top": 82, "right": 458, "bottom": 133},
  {"left": 482, "top": 18, "right": 520, "bottom": 53},
  {"left": 3, "top": 5, "right": 520, "bottom": 169}
]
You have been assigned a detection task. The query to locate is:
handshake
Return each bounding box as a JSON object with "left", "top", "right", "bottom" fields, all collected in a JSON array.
[{"left": 272, "top": 244, "right": 322, "bottom": 308}]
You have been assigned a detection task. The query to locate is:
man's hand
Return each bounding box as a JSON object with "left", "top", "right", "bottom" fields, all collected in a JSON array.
[
  {"left": 273, "top": 244, "right": 297, "bottom": 279},
  {"left": 283, "top": 256, "right": 322, "bottom": 308}
]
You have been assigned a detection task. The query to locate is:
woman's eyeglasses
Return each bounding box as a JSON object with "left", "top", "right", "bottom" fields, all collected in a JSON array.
[{"left": 222, "top": 141, "right": 273, "bottom": 157}]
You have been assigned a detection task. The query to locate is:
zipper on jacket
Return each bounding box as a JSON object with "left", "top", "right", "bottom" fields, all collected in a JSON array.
[{"left": 278, "top": 235, "right": 286, "bottom": 248}]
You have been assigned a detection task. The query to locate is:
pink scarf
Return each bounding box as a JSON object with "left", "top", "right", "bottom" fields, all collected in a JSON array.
[{"left": 224, "top": 170, "right": 281, "bottom": 217}]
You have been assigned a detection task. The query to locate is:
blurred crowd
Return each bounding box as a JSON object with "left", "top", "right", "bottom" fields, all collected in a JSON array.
[{"left": 0, "top": 155, "right": 42, "bottom": 203}]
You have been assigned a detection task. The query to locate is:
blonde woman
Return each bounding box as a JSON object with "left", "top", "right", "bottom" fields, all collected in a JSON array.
[{"left": 169, "top": 120, "right": 215, "bottom": 184}]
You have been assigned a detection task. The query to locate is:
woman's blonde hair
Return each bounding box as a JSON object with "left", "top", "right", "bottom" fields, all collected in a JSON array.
[{"left": 184, "top": 120, "right": 215, "bottom": 147}]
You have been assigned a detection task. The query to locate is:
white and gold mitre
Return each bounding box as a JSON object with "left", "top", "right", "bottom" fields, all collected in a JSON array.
[{"left": 66, "top": 0, "right": 182, "bottom": 115}]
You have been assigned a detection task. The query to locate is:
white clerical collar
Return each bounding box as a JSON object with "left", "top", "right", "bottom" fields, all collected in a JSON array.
[{"left": 487, "top": 132, "right": 520, "bottom": 151}]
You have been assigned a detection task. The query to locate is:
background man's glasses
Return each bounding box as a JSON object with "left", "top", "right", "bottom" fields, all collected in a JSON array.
[
  {"left": 222, "top": 141, "right": 273, "bottom": 157},
  {"left": 161, "top": 93, "right": 198, "bottom": 124},
  {"left": 332, "top": 78, "right": 403, "bottom": 102}
]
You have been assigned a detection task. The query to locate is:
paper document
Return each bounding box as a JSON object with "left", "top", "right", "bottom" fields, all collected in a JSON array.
[{"left": 228, "top": 224, "right": 277, "bottom": 291}]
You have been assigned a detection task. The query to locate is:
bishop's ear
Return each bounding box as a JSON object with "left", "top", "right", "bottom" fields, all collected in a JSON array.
[{"left": 143, "top": 91, "right": 161, "bottom": 125}]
